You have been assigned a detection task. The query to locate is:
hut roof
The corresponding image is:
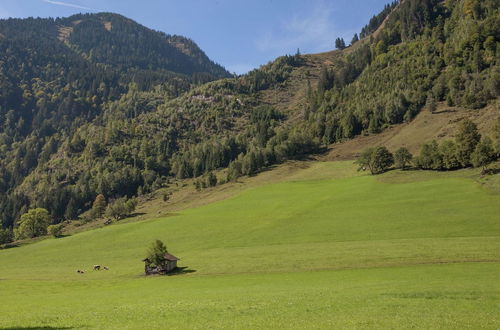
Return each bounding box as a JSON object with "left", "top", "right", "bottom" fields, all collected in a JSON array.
[
  {"left": 142, "top": 253, "right": 179, "bottom": 262},
  {"left": 163, "top": 253, "right": 179, "bottom": 261}
]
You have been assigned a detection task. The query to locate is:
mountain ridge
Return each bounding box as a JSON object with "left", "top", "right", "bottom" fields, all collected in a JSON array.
[{"left": 0, "top": 0, "right": 498, "bottom": 229}]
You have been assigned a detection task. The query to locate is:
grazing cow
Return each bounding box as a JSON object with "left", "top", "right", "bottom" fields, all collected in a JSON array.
[
  {"left": 77, "top": 270, "right": 85, "bottom": 274},
  {"left": 93, "top": 265, "right": 101, "bottom": 271},
  {"left": 103, "top": 266, "right": 109, "bottom": 270}
]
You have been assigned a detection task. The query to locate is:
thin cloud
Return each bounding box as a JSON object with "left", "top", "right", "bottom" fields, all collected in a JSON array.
[
  {"left": 256, "top": 1, "right": 342, "bottom": 53},
  {"left": 42, "top": 0, "right": 99, "bottom": 11}
]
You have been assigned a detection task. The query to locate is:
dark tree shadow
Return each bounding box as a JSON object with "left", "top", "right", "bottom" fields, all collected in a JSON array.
[
  {"left": 434, "top": 108, "right": 457, "bottom": 114},
  {"left": 0, "top": 242, "right": 20, "bottom": 250},
  {"left": 2, "top": 327, "right": 77, "bottom": 330},
  {"left": 54, "top": 234, "right": 71, "bottom": 239},
  {"left": 482, "top": 168, "right": 500, "bottom": 175},
  {"left": 129, "top": 212, "right": 147, "bottom": 218},
  {"left": 166, "top": 266, "right": 196, "bottom": 276}
]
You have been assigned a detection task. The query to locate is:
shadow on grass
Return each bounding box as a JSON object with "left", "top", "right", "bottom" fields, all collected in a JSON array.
[
  {"left": 129, "top": 212, "right": 147, "bottom": 218},
  {"left": 481, "top": 168, "right": 500, "bottom": 175},
  {"left": 434, "top": 108, "right": 457, "bottom": 114},
  {"left": 54, "top": 234, "right": 71, "bottom": 239},
  {"left": 0, "top": 242, "right": 20, "bottom": 250},
  {"left": 3, "top": 327, "right": 78, "bottom": 329},
  {"left": 167, "top": 266, "right": 196, "bottom": 276}
]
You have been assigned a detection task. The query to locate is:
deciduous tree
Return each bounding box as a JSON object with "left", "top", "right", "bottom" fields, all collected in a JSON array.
[
  {"left": 455, "top": 119, "right": 481, "bottom": 167},
  {"left": 394, "top": 147, "right": 413, "bottom": 170},
  {"left": 440, "top": 140, "right": 460, "bottom": 170},
  {"left": 415, "top": 140, "right": 443, "bottom": 170},
  {"left": 105, "top": 197, "right": 137, "bottom": 220},
  {"left": 356, "top": 146, "right": 394, "bottom": 174},
  {"left": 15, "top": 208, "right": 51, "bottom": 240},
  {"left": 471, "top": 137, "right": 496, "bottom": 170}
]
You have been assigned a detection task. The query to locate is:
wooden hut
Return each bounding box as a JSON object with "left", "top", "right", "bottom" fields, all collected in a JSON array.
[{"left": 143, "top": 253, "right": 179, "bottom": 275}]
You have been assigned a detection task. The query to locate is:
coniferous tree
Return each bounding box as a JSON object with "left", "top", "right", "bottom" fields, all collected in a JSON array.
[
  {"left": 91, "top": 194, "right": 107, "bottom": 219},
  {"left": 64, "top": 198, "right": 78, "bottom": 220},
  {"left": 335, "top": 37, "right": 346, "bottom": 50},
  {"left": 426, "top": 94, "right": 437, "bottom": 114},
  {"left": 0, "top": 228, "right": 13, "bottom": 244},
  {"left": 145, "top": 239, "right": 168, "bottom": 268},
  {"left": 351, "top": 33, "right": 359, "bottom": 45}
]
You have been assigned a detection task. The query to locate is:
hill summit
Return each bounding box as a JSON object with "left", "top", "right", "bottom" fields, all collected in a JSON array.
[{"left": 56, "top": 13, "right": 230, "bottom": 78}]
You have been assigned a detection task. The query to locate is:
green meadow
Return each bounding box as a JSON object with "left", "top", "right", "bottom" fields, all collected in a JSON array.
[{"left": 1, "top": 161, "right": 499, "bottom": 329}]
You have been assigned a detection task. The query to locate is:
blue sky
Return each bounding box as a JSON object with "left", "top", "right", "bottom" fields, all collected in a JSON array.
[{"left": 0, "top": 0, "right": 391, "bottom": 74}]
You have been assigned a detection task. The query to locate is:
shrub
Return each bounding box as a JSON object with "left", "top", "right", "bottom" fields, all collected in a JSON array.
[
  {"left": 0, "top": 228, "right": 13, "bottom": 244},
  {"left": 105, "top": 197, "right": 138, "bottom": 220},
  {"left": 47, "top": 223, "right": 64, "bottom": 238},
  {"left": 206, "top": 172, "right": 217, "bottom": 187}
]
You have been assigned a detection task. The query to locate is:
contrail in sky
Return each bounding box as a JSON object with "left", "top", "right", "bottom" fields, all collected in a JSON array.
[{"left": 42, "top": 0, "right": 99, "bottom": 11}]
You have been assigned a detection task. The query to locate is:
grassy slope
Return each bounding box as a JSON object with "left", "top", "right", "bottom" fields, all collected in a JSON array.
[
  {"left": 326, "top": 100, "right": 500, "bottom": 160},
  {"left": 0, "top": 161, "right": 499, "bottom": 328}
]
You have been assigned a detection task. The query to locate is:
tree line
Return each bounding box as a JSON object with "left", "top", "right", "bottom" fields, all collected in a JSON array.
[{"left": 357, "top": 118, "right": 500, "bottom": 175}]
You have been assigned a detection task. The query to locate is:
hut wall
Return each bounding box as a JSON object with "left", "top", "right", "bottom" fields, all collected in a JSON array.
[{"left": 166, "top": 260, "right": 177, "bottom": 272}]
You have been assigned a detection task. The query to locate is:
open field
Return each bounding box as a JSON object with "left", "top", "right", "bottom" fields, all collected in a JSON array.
[{"left": 0, "top": 161, "right": 499, "bottom": 328}]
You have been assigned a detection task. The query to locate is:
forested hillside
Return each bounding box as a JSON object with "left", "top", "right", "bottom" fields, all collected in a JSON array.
[
  {"left": 0, "top": 0, "right": 498, "bottom": 234},
  {"left": 0, "top": 13, "right": 230, "bottom": 227},
  {"left": 304, "top": 0, "right": 498, "bottom": 143}
]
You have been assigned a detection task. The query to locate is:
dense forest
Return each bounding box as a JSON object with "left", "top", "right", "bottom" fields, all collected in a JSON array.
[
  {"left": 0, "top": 13, "right": 230, "bottom": 229},
  {"left": 0, "top": 0, "right": 498, "bottom": 239},
  {"left": 306, "top": 0, "right": 498, "bottom": 145}
]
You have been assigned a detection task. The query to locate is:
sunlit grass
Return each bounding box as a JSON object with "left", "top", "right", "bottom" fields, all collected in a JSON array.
[{"left": 0, "top": 161, "right": 498, "bottom": 328}]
